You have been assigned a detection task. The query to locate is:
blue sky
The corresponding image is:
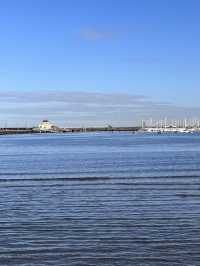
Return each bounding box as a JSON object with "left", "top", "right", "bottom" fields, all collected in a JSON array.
[{"left": 0, "top": 0, "right": 200, "bottom": 126}]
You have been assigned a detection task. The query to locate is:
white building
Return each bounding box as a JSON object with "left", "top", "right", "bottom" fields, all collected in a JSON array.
[{"left": 38, "top": 120, "right": 57, "bottom": 131}]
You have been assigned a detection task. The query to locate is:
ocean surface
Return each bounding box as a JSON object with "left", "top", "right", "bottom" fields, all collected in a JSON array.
[{"left": 0, "top": 132, "right": 200, "bottom": 266}]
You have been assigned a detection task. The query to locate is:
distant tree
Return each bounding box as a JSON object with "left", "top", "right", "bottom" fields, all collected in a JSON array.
[{"left": 107, "top": 125, "right": 113, "bottom": 130}]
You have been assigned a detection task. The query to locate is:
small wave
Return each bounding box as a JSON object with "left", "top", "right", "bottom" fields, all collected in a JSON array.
[{"left": 0, "top": 176, "right": 111, "bottom": 182}]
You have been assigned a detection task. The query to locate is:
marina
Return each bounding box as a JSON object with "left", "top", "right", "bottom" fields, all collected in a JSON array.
[{"left": 140, "top": 118, "right": 200, "bottom": 133}]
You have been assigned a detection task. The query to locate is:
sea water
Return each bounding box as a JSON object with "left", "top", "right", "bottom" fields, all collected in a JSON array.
[{"left": 0, "top": 132, "right": 200, "bottom": 265}]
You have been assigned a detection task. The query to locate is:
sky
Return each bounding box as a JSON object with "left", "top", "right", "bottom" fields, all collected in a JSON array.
[{"left": 0, "top": 0, "right": 200, "bottom": 126}]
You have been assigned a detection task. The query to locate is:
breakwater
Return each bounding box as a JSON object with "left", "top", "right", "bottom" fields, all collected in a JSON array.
[
  {"left": 0, "top": 127, "right": 140, "bottom": 135},
  {"left": 0, "top": 128, "right": 34, "bottom": 135}
]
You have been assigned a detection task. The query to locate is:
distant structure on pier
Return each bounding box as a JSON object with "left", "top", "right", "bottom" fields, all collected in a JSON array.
[{"left": 38, "top": 120, "right": 59, "bottom": 132}]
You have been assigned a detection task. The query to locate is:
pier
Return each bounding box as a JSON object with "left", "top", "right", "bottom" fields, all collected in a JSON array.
[
  {"left": 0, "top": 126, "right": 141, "bottom": 135},
  {"left": 0, "top": 128, "right": 34, "bottom": 135}
]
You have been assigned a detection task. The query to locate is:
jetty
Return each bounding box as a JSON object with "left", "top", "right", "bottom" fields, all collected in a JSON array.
[
  {"left": 0, "top": 128, "right": 34, "bottom": 135},
  {"left": 0, "top": 126, "right": 140, "bottom": 135}
]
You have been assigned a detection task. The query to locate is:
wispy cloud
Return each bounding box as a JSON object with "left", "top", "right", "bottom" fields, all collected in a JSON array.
[
  {"left": 80, "top": 28, "right": 115, "bottom": 41},
  {"left": 121, "top": 56, "right": 160, "bottom": 64},
  {"left": 0, "top": 90, "right": 167, "bottom": 106},
  {"left": 0, "top": 90, "right": 198, "bottom": 127},
  {"left": 0, "top": 69, "right": 8, "bottom": 75}
]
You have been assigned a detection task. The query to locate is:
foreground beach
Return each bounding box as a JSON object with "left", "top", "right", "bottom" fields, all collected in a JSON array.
[{"left": 0, "top": 133, "right": 200, "bottom": 265}]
